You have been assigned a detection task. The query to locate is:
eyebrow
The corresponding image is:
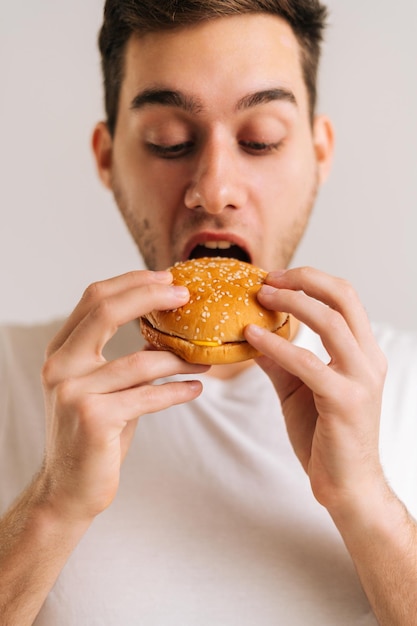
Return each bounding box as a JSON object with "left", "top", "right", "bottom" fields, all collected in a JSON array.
[
  {"left": 130, "top": 89, "right": 203, "bottom": 114},
  {"left": 130, "top": 86, "right": 297, "bottom": 114},
  {"left": 236, "top": 88, "right": 297, "bottom": 110}
]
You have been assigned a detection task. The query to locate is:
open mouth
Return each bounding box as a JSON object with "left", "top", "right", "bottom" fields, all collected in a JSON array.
[{"left": 188, "top": 241, "right": 251, "bottom": 263}]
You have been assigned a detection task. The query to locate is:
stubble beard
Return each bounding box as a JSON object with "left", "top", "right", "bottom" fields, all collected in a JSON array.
[
  {"left": 279, "top": 170, "right": 319, "bottom": 270},
  {"left": 111, "top": 178, "right": 160, "bottom": 270}
]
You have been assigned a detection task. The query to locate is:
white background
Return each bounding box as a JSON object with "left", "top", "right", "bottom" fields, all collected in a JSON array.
[{"left": 0, "top": 1, "right": 416, "bottom": 328}]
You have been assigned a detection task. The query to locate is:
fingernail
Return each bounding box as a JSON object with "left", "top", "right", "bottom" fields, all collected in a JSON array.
[
  {"left": 172, "top": 285, "right": 189, "bottom": 299},
  {"left": 260, "top": 284, "right": 278, "bottom": 296},
  {"left": 267, "top": 269, "right": 287, "bottom": 281},
  {"left": 187, "top": 380, "right": 202, "bottom": 393},
  {"left": 246, "top": 324, "right": 266, "bottom": 337}
]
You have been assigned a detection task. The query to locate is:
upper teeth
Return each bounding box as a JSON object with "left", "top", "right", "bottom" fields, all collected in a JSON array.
[{"left": 201, "top": 241, "right": 233, "bottom": 250}]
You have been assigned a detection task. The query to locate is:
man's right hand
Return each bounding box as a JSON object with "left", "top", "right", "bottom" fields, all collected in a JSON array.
[
  {"left": 0, "top": 270, "right": 208, "bottom": 625},
  {"left": 39, "top": 269, "right": 208, "bottom": 522}
]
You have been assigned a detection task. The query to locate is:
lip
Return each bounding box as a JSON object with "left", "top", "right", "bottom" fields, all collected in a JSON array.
[{"left": 182, "top": 232, "right": 252, "bottom": 263}]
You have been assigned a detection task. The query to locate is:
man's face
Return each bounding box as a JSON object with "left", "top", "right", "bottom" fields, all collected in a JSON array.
[{"left": 95, "top": 13, "right": 333, "bottom": 271}]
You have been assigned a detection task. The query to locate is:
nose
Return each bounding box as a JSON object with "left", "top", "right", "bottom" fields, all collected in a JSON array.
[{"left": 184, "top": 133, "right": 247, "bottom": 214}]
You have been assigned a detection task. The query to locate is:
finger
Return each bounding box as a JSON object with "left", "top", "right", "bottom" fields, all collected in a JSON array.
[
  {"left": 103, "top": 378, "right": 204, "bottom": 420},
  {"left": 257, "top": 286, "right": 363, "bottom": 373},
  {"left": 265, "top": 267, "right": 376, "bottom": 355},
  {"left": 47, "top": 283, "right": 190, "bottom": 380},
  {"left": 78, "top": 350, "right": 210, "bottom": 394},
  {"left": 245, "top": 324, "right": 338, "bottom": 397},
  {"left": 47, "top": 270, "right": 173, "bottom": 356}
]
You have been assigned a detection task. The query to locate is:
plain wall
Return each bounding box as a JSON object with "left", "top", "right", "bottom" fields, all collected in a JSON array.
[{"left": 1, "top": 0, "right": 416, "bottom": 328}]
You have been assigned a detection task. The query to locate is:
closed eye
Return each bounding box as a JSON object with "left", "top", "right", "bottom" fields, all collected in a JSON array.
[
  {"left": 239, "top": 140, "right": 282, "bottom": 155},
  {"left": 146, "top": 141, "right": 194, "bottom": 159}
]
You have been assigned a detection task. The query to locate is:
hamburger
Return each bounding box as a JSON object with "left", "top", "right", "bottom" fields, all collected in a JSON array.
[{"left": 140, "top": 257, "right": 291, "bottom": 365}]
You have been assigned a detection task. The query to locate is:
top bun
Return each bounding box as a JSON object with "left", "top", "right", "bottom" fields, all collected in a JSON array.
[{"left": 140, "top": 257, "right": 290, "bottom": 364}]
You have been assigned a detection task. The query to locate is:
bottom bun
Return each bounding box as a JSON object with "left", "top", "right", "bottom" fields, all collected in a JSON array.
[{"left": 140, "top": 315, "right": 291, "bottom": 365}]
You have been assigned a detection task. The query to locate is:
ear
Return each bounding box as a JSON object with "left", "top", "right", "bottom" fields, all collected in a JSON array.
[
  {"left": 312, "top": 114, "right": 334, "bottom": 185},
  {"left": 92, "top": 121, "right": 113, "bottom": 190}
]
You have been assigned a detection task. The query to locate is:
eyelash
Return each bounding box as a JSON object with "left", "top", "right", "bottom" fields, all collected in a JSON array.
[
  {"left": 240, "top": 141, "right": 282, "bottom": 154},
  {"left": 147, "top": 142, "right": 194, "bottom": 158},
  {"left": 146, "top": 140, "right": 282, "bottom": 159}
]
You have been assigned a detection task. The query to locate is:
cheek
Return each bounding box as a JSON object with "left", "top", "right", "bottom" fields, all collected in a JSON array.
[
  {"left": 138, "top": 159, "right": 189, "bottom": 211},
  {"left": 115, "top": 149, "right": 179, "bottom": 217},
  {"left": 263, "top": 144, "right": 316, "bottom": 205}
]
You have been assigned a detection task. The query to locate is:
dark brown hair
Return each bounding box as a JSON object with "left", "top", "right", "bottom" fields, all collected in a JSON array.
[{"left": 98, "top": 0, "right": 328, "bottom": 135}]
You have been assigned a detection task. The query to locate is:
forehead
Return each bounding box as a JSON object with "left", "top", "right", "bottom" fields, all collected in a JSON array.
[{"left": 121, "top": 14, "right": 308, "bottom": 115}]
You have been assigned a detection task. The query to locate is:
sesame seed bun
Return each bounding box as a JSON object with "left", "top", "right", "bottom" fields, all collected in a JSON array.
[{"left": 140, "top": 257, "right": 290, "bottom": 365}]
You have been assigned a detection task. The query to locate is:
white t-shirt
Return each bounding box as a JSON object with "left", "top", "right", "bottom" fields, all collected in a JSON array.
[{"left": 1, "top": 318, "right": 416, "bottom": 625}]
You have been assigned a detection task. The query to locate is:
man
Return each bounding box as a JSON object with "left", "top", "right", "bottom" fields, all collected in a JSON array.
[{"left": 1, "top": 1, "right": 416, "bottom": 624}]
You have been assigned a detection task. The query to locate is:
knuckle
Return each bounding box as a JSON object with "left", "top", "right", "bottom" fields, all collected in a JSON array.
[
  {"left": 139, "top": 382, "right": 179, "bottom": 412},
  {"left": 324, "top": 309, "right": 345, "bottom": 335},
  {"left": 125, "top": 269, "right": 147, "bottom": 284},
  {"left": 137, "top": 383, "right": 159, "bottom": 409},
  {"left": 110, "top": 351, "right": 147, "bottom": 383},
  {"left": 41, "top": 354, "right": 60, "bottom": 388},
  {"left": 90, "top": 298, "right": 116, "bottom": 327},
  {"left": 54, "top": 378, "right": 78, "bottom": 408},
  {"left": 76, "top": 394, "right": 99, "bottom": 423},
  {"left": 298, "top": 347, "right": 322, "bottom": 372},
  {"left": 298, "top": 266, "right": 315, "bottom": 282},
  {"left": 125, "top": 350, "right": 145, "bottom": 372},
  {"left": 334, "top": 276, "right": 357, "bottom": 302},
  {"left": 81, "top": 280, "right": 107, "bottom": 307},
  {"left": 55, "top": 383, "right": 100, "bottom": 427}
]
